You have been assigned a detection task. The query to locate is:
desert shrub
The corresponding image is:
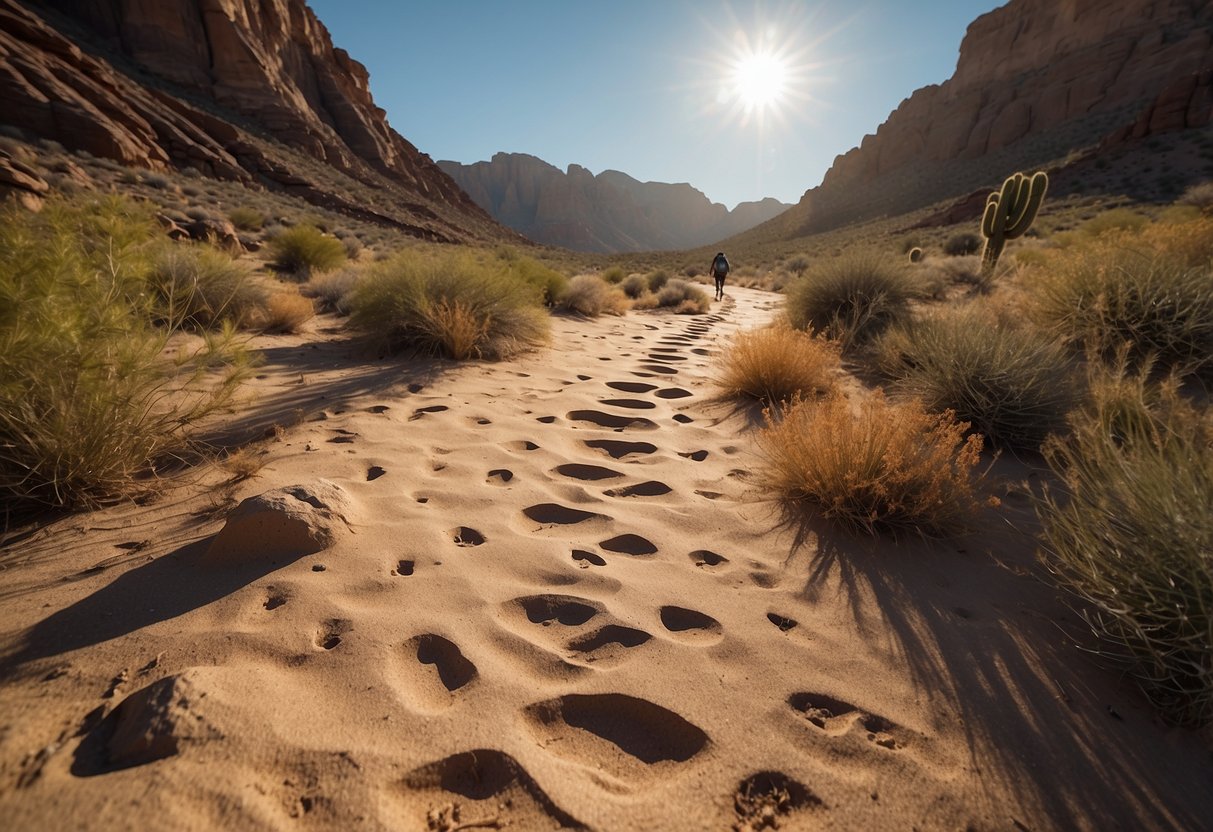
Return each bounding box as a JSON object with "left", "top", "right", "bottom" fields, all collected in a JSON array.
[
  {"left": 1037, "top": 365, "right": 1213, "bottom": 726},
  {"left": 0, "top": 196, "right": 249, "bottom": 511},
  {"left": 1177, "top": 181, "right": 1213, "bottom": 215},
  {"left": 1081, "top": 207, "right": 1147, "bottom": 237},
  {"left": 757, "top": 392, "right": 987, "bottom": 537},
  {"left": 302, "top": 268, "right": 361, "bottom": 315},
  {"left": 944, "top": 232, "right": 982, "bottom": 256},
  {"left": 257, "top": 292, "right": 314, "bottom": 334},
  {"left": 185, "top": 206, "right": 211, "bottom": 222},
  {"left": 684, "top": 265, "right": 703, "bottom": 277},
  {"left": 500, "top": 253, "right": 568, "bottom": 305},
  {"left": 601, "top": 266, "right": 626, "bottom": 284},
  {"left": 142, "top": 172, "right": 171, "bottom": 190},
  {"left": 228, "top": 207, "right": 265, "bottom": 232},
  {"left": 1026, "top": 224, "right": 1213, "bottom": 377},
  {"left": 786, "top": 255, "right": 810, "bottom": 276},
  {"left": 341, "top": 234, "right": 363, "bottom": 260},
  {"left": 146, "top": 244, "right": 265, "bottom": 329},
  {"left": 349, "top": 252, "right": 548, "bottom": 360},
  {"left": 620, "top": 274, "right": 649, "bottom": 299},
  {"left": 656, "top": 279, "right": 710, "bottom": 313},
  {"left": 557, "top": 274, "right": 629, "bottom": 317},
  {"left": 717, "top": 325, "right": 840, "bottom": 406},
  {"left": 646, "top": 269, "right": 670, "bottom": 292},
  {"left": 268, "top": 225, "right": 346, "bottom": 277},
  {"left": 874, "top": 305, "right": 1079, "bottom": 450},
  {"left": 785, "top": 252, "right": 914, "bottom": 350}
]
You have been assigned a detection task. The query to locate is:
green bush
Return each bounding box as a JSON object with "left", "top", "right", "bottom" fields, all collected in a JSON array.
[
  {"left": 349, "top": 252, "right": 549, "bottom": 360},
  {"left": 268, "top": 225, "right": 346, "bottom": 277},
  {"left": 1037, "top": 366, "right": 1213, "bottom": 727},
  {"left": 656, "top": 279, "right": 710, "bottom": 313},
  {"left": 227, "top": 206, "right": 264, "bottom": 231},
  {"left": 646, "top": 269, "right": 670, "bottom": 292},
  {"left": 944, "top": 232, "right": 982, "bottom": 256},
  {"left": 0, "top": 196, "right": 249, "bottom": 512},
  {"left": 498, "top": 251, "right": 568, "bottom": 305},
  {"left": 147, "top": 244, "right": 266, "bottom": 329},
  {"left": 1027, "top": 226, "right": 1213, "bottom": 378},
  {"left": 785, "top": 252, "right": 914, "bottom": 350},
  {"left": 874, "top": 305, "right": 1079, "bottom": 451},
  {"left": 302, "top": 268, "right": 361, "bottom": 315},
  {"left": 601, "top": 267, "right": 626, "bottom": 284},
  {"left": 1081, "top": 207, "right": 1147, "bottom": 237}
]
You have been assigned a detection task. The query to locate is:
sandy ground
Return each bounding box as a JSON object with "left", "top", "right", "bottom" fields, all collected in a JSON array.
[{"left": 1, "top": 286, "right": 1210, "bottom": 831}]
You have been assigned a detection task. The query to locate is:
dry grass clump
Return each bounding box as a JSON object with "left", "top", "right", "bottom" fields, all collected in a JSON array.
[
  {"left": 1026, "top": 219, "right": 1213, "bottom": 377},
  {"left": 0, "top": 195, "right": 250, "bottom": 512},
  {"left": 557, "top": 274, "right": 630, "bottom": 317},
  {"left": 785, "top": 252, "right": 915, "bottom": 350},
  {"left": 496, "top": 248, "right": 569, "bottom": 305},
  {"left": 1177, "top": 181, "right": 1213, "bottom": 215},
  {"left": 268, "top": 225, "right": 346, "bottom": 277},
  {"left": 147, "top": 244, "right": 265, "bottom": 329},
  {"left": 717, "top": 326, "right": 840, "bottom": 406},
  {"left": 601, "top": 266, "right": 626, "bottom": 284},
  {"left": 944, "top": 232, "right": 981, "bottom": 256},
  {"left": 1037, "top": 363, "right": 1213, "bottom": 727},
  {"left": 256, "top": 292, "right": 315, "bottom": 333},
  {"left": 656, "top": 279, "right": 710, "bottom": 313},
  {"left": 646, "top": 269, "right": 671, "bottom": 292},
  {"left": 874, "top": 305, "right": 1079, "bottom": 451},
  {"left": 349, "top": 252, "right": 548, "bottom": 360},
  {"left": 1080, "top": 207, "right": 1147, "bottom": 237},
  {"left": 620, "top": 273, "right": 649, "bottom": 299},
  {"left": 302, "top": 267, "right": 361, "bottom": 314},
  {"left": 757, "top": 392, "right": 988, "bottom": 537},
  {"left": 227, "top": 206, "right": 265, "bottom": 231}
]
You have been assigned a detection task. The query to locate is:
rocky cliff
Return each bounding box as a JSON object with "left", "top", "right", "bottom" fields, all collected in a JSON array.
[
  {"left": 438, "top": 153, "right": 789, "bottom": 253},
  {"left": 779, "top": 0, "right": 1213, "bottom": 237},
  {"left": 0, "top": 0, "right": 510, "bottom": 243}
]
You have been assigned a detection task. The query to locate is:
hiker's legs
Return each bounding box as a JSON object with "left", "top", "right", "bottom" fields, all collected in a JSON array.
[{"left": 715, "top": 276, "right": 724, "bottom": 300}]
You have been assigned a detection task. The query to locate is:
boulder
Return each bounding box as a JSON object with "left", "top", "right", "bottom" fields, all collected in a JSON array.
[
  {"left": 204, "top": 480, "right": 351, "bottom": 564},
  {"left": 103, "top": 670, "right": 223, "bottom": 770}
]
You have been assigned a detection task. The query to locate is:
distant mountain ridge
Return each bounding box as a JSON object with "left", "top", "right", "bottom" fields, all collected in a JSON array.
[{"left": 438, "top": 153, "right": 789, "bottom": 252}]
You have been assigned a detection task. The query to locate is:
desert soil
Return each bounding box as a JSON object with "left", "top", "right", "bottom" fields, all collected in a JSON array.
[{"left": 1, "top": 287, "right": 1210, "bottom": 831}]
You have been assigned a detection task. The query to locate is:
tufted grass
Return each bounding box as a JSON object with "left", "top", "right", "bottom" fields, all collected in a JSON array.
[
  {"left": 785, "top": 252, "right": 915, "bottom": 350},
  {"left": 717, "top": 325, "right": 840, "bottom": 407}
]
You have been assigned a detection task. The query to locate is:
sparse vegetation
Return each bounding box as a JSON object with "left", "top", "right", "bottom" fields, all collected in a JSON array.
[
  {"left": 146, "top": 243, "right": 265, "bottom": 329},
  {"left": 349, "top": 252, "right": 549, "bottom": 360},
  {"left": 0, "top": 195, "right": 250, "bottom": 512},
  {"left": 496, "top": 248, "right": 569, "bottom": 305},
  {"left": 874, "top": 304, "right": 1079, "bottom": 450},
  {"left": 646, "top": 269, "right": 671, "bottom": 292},
  {"left": 785, "top": 253, "right": 915, "bottom": 350},
  {"left": 1080, "top": 207, "right": 1148, "bottom": 237},
  {"left": 944, "top": 232, "right": 982, "bottom": 256},
  {"left": 1037, "top": 363, "right": 1213, "bottom": 727},
  {"left": 268, "top": 225, "right": 346, "bottom": 277},
  {"left": 1177, "top": 181, "right": 1213, "bottom": 215},
  {"left": 620, "top": 273, "right": 649, "bottom": 299},
  {"left": 601, "top": 266, "right": 626, "bottom": 284},
  {"left": 718, "top": 325, "right": 840, "bottom": 406},
  {"left": 757, "top": 392, "right": 988, "bottom": 537},
  {"left": 257, "top": 292, "right": 315, "bottom": 333},
  {"left": 656, "top": 279, "right": 710, "bottom": 313},
  {"left": 557, "top": 274, "right": 629, "bottom": 317},
  {"left": 302, "top": 268, "right": 361, "bottom": 315},
  {"left": 227, "top": 206, "right": 265, "bottom": 231}
]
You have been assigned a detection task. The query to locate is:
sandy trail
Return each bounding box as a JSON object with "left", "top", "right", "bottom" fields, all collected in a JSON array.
[{"left": 1, "top": 287, "right": 1210, "bottom": 831}]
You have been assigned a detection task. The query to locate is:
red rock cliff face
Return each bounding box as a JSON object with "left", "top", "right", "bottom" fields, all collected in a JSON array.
[
  {"left": 0, "top": 0, "right": 507, "bottom": 243},
  {"left": 787, "top": 0, "right": 1213, "bottom": 234}
]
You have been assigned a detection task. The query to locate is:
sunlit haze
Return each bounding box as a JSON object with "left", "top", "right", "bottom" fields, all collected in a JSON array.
[{"left": 309, "top": 1, "right": 1005, "bottom": 209}]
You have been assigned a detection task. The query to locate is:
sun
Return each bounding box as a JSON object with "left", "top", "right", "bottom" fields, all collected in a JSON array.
[{"left": 731, "top": 51, "right": 788, "bottom": 110}]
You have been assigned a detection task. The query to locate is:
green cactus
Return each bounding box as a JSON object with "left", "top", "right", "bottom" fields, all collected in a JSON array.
[
  {"left": 980, "top": 171, "right": 1048, "bottom": 275},
  {"left": 908, "top": 247, "right": 923, "bottom": 264}
]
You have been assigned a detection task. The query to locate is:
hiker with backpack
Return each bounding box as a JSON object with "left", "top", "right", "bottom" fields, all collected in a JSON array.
[{"left": 710, "top": 251, "right": 730, "bottom": 301}]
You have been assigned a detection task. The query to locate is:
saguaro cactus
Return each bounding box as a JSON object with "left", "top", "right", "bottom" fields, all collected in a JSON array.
[{"left": 980, "top": 171, "right": 1048, "bottom": 275}]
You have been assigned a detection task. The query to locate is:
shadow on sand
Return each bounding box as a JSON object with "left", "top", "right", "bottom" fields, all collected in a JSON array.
[{"left": 776, "top": 501, "right": 1213, "bottom": 830}]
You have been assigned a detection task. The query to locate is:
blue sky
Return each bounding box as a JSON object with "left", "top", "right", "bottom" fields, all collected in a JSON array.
[{"left": 308, "top": 1, "right": 1006, "bottom": 209}]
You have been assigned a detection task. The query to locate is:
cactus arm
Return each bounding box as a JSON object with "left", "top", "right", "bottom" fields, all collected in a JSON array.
[
  {"left": 980, "top": 170, "right": 1048, "bottom": 276},
  {"left": 1005, "top": 171, "right": 1048, "bottom": 239},
  {"left": 981, "top": 194, "right": 1000, "bottom": 238}
]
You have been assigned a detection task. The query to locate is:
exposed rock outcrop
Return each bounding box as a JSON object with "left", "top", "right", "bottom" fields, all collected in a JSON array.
[
  {"left": 766, "top": 0, "right": 1213, "bottom": 239},
  {"left": 439, "top": 153, "right": 789, "bottom": 253},
  {"left": 0, "top": 0, "right": 514, "bottom": 243}
]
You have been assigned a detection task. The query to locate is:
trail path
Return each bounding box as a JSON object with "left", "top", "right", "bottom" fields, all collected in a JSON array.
[{"left": 1, "top": 287, "right": 1210, "bottom": 831}]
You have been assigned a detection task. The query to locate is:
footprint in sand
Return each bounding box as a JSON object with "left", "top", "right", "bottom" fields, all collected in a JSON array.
[
  {"left": 510, "top": 594, "right": 604, "bottom": 627},
  {"left": 639, "top": 365, "right": 678, "bottom": 375},
  {"left": 327, "top": 429, "right": 357, "bottom": 444},
  {"left": 787, "top": 693, "right": 904, "bottom": 749},
  {"left": 554, "top": 463, "right": 624, "bottom": 481},
  {"left": 536, "top": 415, "right": 558, "bottom": 424},
  {"left": 567, "top": 625, "right": 652, "bottom": 666},
  {"left": 567, "top": 410, "right": 658, "bottom": 430},
  {"left": 673, "top": 414, "right": 694, "bottom": 424},
  {"left": 522, "top": 503, "right": 609, "bottom": 526},
  {"left": 392, "top": 559, "right": 415, "bottom": 577},
  {"left": 396, "top": 634, "right": 478, "bottom": 713},
  {"left": 600, "top": 534, "right": 658, "bottom": 556},
  {"left": 484, "top": 470, "right": 513, "bottom": 486},
  {"left": 522, "top": 693, "right": 709, "bottom": 785},
  {"left": 691, "top": 348, "right": 713, "bottom": 356},
  {"left": 647, "top": 353, "right": 688, "bottom": 362},
  {"left": 679, "top": 450, "right": 709, "bottom": 462},
  {"left": 585, "top": 439, "right": 658, "bottom": 459},
  {"left": 689, "top": 550, "right": 730, "bottom": 570},
  {"left": 606, "top": 381, "right": 657, "bottom": 393},
  {"left": 449, "top": 526, "right": 486, "bottom": 547},
  {"left": 656, "top": 388, "right": 692, "bottom": 399},
  {"left": 507, "top": 440, "right": 540, "bottom": 452},
  {"left": 409, "top": 405, "right": 449, "bottom": 421},
  {"left": 603, "top": 481, "right": 672, "bottom": 498},
  {"left": 599, "top": 398, "right": 657, "bottom": 410},
  {"left": 366, "top": 465, "right": 386, "bottom": 481},
  {"left": 366, "top": 405, "right": 390, "bottom": 414},
  {"left": 572, "top": 549, "right": 607, "bottom": 567},
  {"left": 659, "top": 606, "right": 722, "bottom": 644},
  {"left": 398, "top": 749, "right": 583, "bottom": 829},
  {"left": 264, "top": 589, "right": 288, "bottom": 610},
  {"left": 733, "top": 772, "right": 823, "bottom": 829},
  {"left": 315, "top": 618, "right": 352, "bottom": 650},
  {"left": 767, "top": 612, "right": 799, "bottom": 633}
]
